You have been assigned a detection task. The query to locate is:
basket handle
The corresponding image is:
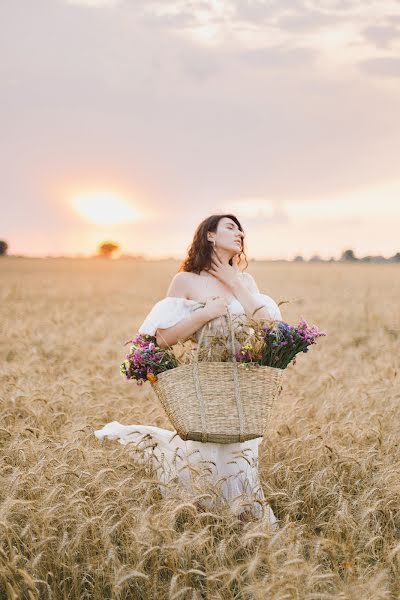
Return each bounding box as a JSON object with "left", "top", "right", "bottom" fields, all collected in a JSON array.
[
  {"left": 192, "top": 302, "right": 245, "bottom": 442},
  {"left": 193, "top": 304, "right": 237, "bottom": 363}
]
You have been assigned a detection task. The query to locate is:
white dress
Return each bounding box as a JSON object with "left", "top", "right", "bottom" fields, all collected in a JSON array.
[{"left": 94, "top": 293, "right": 281, "bottom": 526}]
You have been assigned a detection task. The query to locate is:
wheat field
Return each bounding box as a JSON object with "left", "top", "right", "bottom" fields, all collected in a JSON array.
[{"left": 1, "top": 257, "right": 399, "bottom": 599}]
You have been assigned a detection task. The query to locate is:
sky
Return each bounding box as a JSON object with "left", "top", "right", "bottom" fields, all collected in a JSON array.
[{"left": 1, "top": 0, "right": 400, "bottom": 260}]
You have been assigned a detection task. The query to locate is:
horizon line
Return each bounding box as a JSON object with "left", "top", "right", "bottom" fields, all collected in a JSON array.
[{"left": 3, "top": 250, "right": 400, "bottom": 262}]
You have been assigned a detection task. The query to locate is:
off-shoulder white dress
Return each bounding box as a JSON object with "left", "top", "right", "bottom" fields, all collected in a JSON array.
[{"left": 94, "top": 293, "right": 281, "bottom": 526}]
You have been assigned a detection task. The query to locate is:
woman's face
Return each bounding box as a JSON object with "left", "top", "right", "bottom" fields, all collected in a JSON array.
[{"left": 210, "top": 217, "right": 244, "bottom": 255}]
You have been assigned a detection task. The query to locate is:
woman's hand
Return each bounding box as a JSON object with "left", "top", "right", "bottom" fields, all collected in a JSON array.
[
  {"left": 202, "top": 296, "right": 229, "bottom": 320},
  {"left": 207, "top": 250, "right": 241, "bottom": 289}
]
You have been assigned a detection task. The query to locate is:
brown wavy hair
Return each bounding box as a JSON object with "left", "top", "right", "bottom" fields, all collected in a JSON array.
[{"left": 178, "top": 214, "right": 249, "bottom": 274}]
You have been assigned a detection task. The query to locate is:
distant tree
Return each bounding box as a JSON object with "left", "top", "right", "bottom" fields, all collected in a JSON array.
[
  {"left": 341, "top": 249, "right": 357, "bottom": 261},
  {"left": 293, "top": 255, "right": 304, "bottom": 262},
  {"left": 97, "top": 241, "right": 120, "bottom": 258},
  {"left": 391, "top": 252, "right": 400, "bottom": 263},
  {"left": 0, "top": 240, "right": 8, "bottom": 256},
  {"left": 309, "top": 255, "right": 323, "bottom": 262}
]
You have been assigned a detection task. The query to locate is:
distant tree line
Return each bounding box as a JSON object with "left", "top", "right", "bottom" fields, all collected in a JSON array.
[
  {"left": 292, "top": 249, "right": 400, "bottom": 263},
  {"left": 0, "top": 239, "right": 399, "bottom": 263}
]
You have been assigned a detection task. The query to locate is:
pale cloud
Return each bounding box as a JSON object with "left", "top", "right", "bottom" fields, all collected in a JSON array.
[
  {"left": 359, "top": 56, "right": 400, "bottom": 78},
  {"left": 229, "top": 0, "right": 285, "bottom": 21},
  {"left": 217, "top": 198, "right": 290, "bottom": 224},
  {"left": 362, "top": 24, "right": 400, "bottom": 49},
  {"left": 237, "top": 45, "right": 316, "bottom": 68},
  {"left": 66, "top": 0, "right": 120, "bottom": 5},
  {"left": 276, "top": 9, "right": 343, "bottom": 33},
  {"left": 139, "top": 0, "right": 400, "bottom": 86},
  {"left": 221, "top": 180, "right": 400, "bottom": 225}
]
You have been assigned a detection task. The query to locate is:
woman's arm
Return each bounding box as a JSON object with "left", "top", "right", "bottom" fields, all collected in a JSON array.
[
  {"left": 156, "top": 272, "right": 210, "bottom": 349},
  {"left": 156, "top": 308, "right": 211, "bottom": 349}
]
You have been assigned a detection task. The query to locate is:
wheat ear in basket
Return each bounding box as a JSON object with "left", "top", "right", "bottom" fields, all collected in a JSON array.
[{"left": 150, "top": 305, "right": 285, "bottom": 443}]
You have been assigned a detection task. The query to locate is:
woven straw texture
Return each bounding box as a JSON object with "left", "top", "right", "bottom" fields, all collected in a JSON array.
[
  {"left": 150, "top": 304, "right": 285, "bottom": 443},
  {"left": 151, "top": 361, "right": 284, "bottom": 443}
]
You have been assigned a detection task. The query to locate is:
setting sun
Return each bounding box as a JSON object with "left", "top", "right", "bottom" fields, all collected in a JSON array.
[{"left": 71, "top": 192, "right": 140, "bottom": 225}]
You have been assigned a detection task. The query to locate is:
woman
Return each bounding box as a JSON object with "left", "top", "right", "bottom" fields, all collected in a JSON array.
[{"left": 94, "top": 214, "right": 282, "bottom": 526}]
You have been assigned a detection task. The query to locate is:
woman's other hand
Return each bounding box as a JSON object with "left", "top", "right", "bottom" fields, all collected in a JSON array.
[{"left": 202, "top": 296, "right": 228, "bottom": 320}]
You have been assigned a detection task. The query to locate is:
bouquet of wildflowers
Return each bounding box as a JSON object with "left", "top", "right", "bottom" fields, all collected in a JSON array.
[
  {"left": 234, "top": 318, "right": 327, "bottom": 369},
  {"left": 121, "top": 318, "right": 326, "bottom": 384},
  {"left": 120, "top": 333, "right": 178, "bottom": 384}
]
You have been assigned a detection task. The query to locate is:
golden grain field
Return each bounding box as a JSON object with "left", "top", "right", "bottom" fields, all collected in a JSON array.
[{"left": 1, "top": 257, "right": 399, "bottom": 600}]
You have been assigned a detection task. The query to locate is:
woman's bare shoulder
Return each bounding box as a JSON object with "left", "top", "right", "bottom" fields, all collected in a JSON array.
[{"left": 166, "top": 271, "right": 198, "bottom": 299}]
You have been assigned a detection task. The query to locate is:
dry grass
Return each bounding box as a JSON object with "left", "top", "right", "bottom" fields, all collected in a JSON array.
[{"left": 1, "top": 257, "right": 399, "bottom": 599}]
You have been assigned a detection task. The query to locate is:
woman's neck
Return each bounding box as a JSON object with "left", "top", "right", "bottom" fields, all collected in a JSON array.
[{"left": 212, "top": 248, "right": 233, "bottom": 265}]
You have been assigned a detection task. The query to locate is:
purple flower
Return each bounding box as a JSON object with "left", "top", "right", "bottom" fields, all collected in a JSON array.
[{"left": 120, "top": 333, "right": 178, "bottom": 384}]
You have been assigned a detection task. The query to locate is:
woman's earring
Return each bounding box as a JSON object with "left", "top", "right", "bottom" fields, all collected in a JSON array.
[{"left": 209, "top": 239, "right": 216, "bottom": 247}]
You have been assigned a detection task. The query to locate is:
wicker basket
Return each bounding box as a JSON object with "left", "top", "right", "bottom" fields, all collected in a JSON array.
[{"left": 150, "top": 306, "right": 284, "bottom": 443}]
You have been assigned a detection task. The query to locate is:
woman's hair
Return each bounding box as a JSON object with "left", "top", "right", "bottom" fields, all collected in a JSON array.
[{"left": 178, "top": 214, "right": 249, "bottom": 274}]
